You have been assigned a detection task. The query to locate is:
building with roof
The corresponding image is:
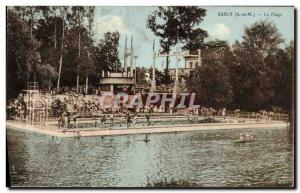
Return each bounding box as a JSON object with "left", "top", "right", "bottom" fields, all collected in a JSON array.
[
  {"left": 168, "top": 47, "right": 226, "bottom": 84},
  {"left": 99, "top": 36, "right": 136, "bottom": 94}
]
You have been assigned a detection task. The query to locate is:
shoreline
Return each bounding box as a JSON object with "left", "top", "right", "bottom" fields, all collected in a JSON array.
[{"left": 6, "top": 121, "right": 289, "bottom": 138}]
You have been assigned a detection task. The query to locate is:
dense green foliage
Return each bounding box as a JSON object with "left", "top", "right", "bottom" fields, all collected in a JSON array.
[
  {"left": 7, "top": 6, "right": 121, "bottom": 98},
  {"left": 7, "top": 7, "right": 294, "bottom": 113},
  {"left": 188, "top": 21, "right": 294, "bottom": 112},
  {"left": 147, "top": 6, "right": 208, "bottom": 79}
]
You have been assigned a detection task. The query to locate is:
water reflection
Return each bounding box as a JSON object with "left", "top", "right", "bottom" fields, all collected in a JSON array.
[{"left": 7, "top": 127, "right": 293, "bottom": 187}]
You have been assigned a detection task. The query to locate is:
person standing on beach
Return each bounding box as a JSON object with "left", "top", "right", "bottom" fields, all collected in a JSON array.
[
  {"left": 222, "top": 108, "right": 226, "bottom": 120},
  {"left": 101, "top": 115, "right": 106, "bottom": 128},
  {"left": 73, "top": 116, "right": 78, "bottom": 129},
  {"left": 133, "top": 113, "right": 137, "bottom": 127},
  {"left": 57, "top": 116, "right": 62, "bottom": 129},
  {"left": 64, "top": 114, "right": 68, "bottom": 129},
  {"left": 64, "top": 115, "right": 68, "bottom": 129},
  {"left": 146, "top": 113, "right": 150, "bottom": 126},
  {"left": 126, "top": 113, "right": 131, "bottom": 128},
  {"left": 97, "top": 117, "right": 101, "bottom": 128},
  {"left": 110, "top": 114, "right": 114, "bottom": 127},
  {"left": 67, "top": 115, "right": 71, "bottom": 129},
  {"left": 61, "top": 115, "right": 65, "bottom": 129},
  {"left": 94, "top": 117, "right": 98, "bottom": 127}
]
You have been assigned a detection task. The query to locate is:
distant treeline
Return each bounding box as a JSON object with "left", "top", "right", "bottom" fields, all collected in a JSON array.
[
  {"left": 187, "top": 21, "right": 294, "bottom": 112},
  {"left": 6, "top": 7, "right": 294, "bottom": 113}
]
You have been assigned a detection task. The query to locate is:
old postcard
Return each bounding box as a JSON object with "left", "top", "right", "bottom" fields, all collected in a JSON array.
[{"left": 6, "top": 6, "right": 295, "bottom": 188}]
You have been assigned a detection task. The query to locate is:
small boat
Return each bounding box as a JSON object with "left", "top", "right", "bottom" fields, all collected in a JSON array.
[{"left": 233, "top": 134, "right": 256, "bottom": 143}]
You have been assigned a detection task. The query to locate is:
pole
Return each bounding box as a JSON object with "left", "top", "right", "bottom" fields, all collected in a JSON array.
[
  {"left": 134, "top": 56, "right": 138, "bottom": 94},
  {"left": 57, "top": 8, "right": 65, "bottom": 92},
  {"left": 173, "top": 28, "right": 180, "bottom": 94},
  {"left": 130, "top": 36, "right": 134, "bottom": 77},
  {"left": 76, "top": 9, "right": 81, "bottom": 93},
  {"left": 151, "top": 39, "right": 156, "bottom": 92},
  {"left": 175, "top": 47, "right": 179, "bottom": 82},
  {"left": 134, "top": 56, "right": 138, "bottom": 85},
  {"left": 124, "top": 36, "right": 127, "bottom": 75}
]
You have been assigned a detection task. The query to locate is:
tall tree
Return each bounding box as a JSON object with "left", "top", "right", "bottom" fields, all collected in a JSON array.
[
  {"left": 84, "top": 6, "right": 95, "bottom": 93},
  {"left": 34, "top": 6, "right": 70, "bottom": 91},
  {"left": 271, "top": 40, "right": 294, "bottom": 111},
  {"left": 7, "top": 9, "right": 57, "bottom": 97},
  {"left": 135, "top": 67, "right": 148, "bottom": 86},
  {"left": 205, "top": 39, "right": 229, "bottom": 48},
  {"left": 39, "top": 6, "right": 58, "bottom": 48},
  {"left": 7, "top": 9, "right": 32, "bottom": 98},
  {"left": 230, "top": 20, "right": 284, "bottom": 110},
  {"left": 14, "top": 6, "right": 43, "bottom": 82},
  {"left": 147, "top": 6, "right": 208, "bottom": 79},
  {"left": 56, "top": 6, "right": 69, "bottom": 92},
  {"left": 94, "top": 31, "right": 121, "bottom": 75},
  {"left": 14, "top": 6, "right": 42, "bottom": 38},
  {"left": 70, "top": 6, "right": 87, "bottom": 93},
  {"left": 188, "top": 41, "right": 233, "bottom": 108}
]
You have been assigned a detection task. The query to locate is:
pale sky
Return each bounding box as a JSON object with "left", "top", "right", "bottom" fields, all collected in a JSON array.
[{"left": 93, "top": 6, "right": 294, "bottom": 70}]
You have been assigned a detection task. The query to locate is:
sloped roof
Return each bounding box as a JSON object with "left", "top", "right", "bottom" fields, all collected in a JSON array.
[
  {"left": 201, "top": 47, "right": 226, "bottom": 58},
  {"left": 184, "top": 47, "right": 226, "bottom": 58}
]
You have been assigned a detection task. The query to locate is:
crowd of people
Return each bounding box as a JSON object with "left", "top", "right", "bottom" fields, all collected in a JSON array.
[
  {"left": 7, "top": 95, "right": 27, "bottom": 121},
  {"left": 7, "top": 90, "right": 285, "bottom": 129},
  {"left": 48, "top": 86, "right": 101, "bottom": 96},
  {"left": 56, "top": 110, "right": 152, "bottom": 130}
]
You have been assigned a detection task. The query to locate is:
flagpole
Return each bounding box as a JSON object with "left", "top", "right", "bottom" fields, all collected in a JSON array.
[{"left": 151, "top": 39, "right": 156, "bottom": 92}]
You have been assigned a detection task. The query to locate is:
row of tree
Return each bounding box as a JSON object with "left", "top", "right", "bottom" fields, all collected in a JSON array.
[
  {"left": 7, "top": 6, "right": 121, "bottom": 98},
  {"left": 7, "top": 6, "right": 294, "bottom": 113},
  {"left": 187, "top": 21, "right": 294, "bottom": 112},
  {"left": 147, "top": 6, "right": 208, "bottom": 81}
]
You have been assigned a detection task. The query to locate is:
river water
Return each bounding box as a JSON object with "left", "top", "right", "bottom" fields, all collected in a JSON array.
[{"left": 7, "top": 127, "right": 294, "bottom": 187}]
